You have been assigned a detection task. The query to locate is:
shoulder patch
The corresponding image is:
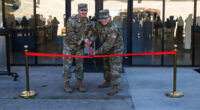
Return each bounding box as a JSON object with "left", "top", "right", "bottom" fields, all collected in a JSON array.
[{"left": 111, "top": 33, "right": 117, "bottom": 39}]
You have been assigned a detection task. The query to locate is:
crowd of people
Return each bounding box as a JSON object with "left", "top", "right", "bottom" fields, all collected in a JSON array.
[{"left": 5, "top": 13, "right": 60, "bottom": 44}]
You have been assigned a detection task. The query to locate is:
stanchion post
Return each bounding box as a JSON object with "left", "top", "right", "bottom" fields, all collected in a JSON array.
[
  {"left": 166, "top": 44, "right": 184, "bottom": 98},
  {"left": 20, "top": 45, "right": 37, "bottom": 98}
]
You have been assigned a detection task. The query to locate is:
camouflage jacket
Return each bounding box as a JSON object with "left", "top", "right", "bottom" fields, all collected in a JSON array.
[
  {"left": 93, "top": 21, "right": 124, "bottom": 55},
  {"left": 64, "top": 14, "right": 93, "bottom": 49}
]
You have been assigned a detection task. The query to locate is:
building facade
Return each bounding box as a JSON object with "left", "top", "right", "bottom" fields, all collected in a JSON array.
[{"left": 0, "top": 0, "right": 200, "bottom": 67}]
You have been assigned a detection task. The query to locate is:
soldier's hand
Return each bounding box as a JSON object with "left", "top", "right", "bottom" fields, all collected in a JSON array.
[
  {"left": 84, "top": 43, "right": 88, "bottom": 47},
  {"left": 83, "top": 38, "right": 89, "bottom": 43},
  {"left": 93, "top": 52, "right": 96, "bottom": 56}
]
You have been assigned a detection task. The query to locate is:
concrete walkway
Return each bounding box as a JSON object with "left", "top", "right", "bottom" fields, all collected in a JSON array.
[
  {"left": 0, "top": 66, "right": 200, "bottom": 110},
  {"left": 0, "top": 66, "right": 134, "bottom": 110},
  {"left": 126, "top": 67, "right": 200, "bottom": 110}
]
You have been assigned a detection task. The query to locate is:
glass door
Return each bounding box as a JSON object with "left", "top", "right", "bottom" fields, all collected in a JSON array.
[
  {"left": 132, "top": 0, "right": 162, "bottom": 65},
  {"left": 164, "top": 0, "right": 194, "bottom": 65},
  {"left": 5, "top": 0, "right": 35, "bottom": 64},
  {"left": 0, "top": 0, "right": 7, "bottom": 71},
  {"left": 194, "top": 1, "right": 200, "bottom": 65},
  {"left": 36, "top": 0, "right": 65, "bottom": 64}
]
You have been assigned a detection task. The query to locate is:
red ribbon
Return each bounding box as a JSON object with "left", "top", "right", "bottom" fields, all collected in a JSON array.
[
  {"left": 86, "top": 40, "right": 93, "bottom": 56},
  {"left": 25, "top": 52, "right": 91, "bottom": 58},
  {"left": 93, "top": 51, "right": 177, "bottom": 58},
  {"left": 25, "top": 51, "right": 177, "bottom": 58}
]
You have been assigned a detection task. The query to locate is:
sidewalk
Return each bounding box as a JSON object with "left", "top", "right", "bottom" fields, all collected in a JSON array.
[
  {"left": 0, "top": 66, "right": 134, "bottom": 110},
  {"left": 126, "top": 67, "right": 200, "bottom": 110},
  {"left": 0, "top": 66, "right": 200, "bottom": 110}
]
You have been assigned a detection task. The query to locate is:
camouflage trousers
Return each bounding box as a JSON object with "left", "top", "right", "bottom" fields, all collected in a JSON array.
[
  {"left": 63, "top": 47, "right": 84, "bottom": 82},
  {"left": 103, "top": 55, "right": 123, "bottom": 85}
]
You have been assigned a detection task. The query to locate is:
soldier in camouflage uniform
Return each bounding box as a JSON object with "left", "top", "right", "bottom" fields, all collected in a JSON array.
[
  {"left": 92, "top": 10, "right": 124, "bottom": 96},
  {"left": 63, "top": 3, "right": 92, "bottom": 93}
]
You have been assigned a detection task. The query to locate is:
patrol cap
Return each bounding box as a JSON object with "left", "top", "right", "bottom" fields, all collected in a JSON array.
[
  {"left": 78, "top": 3, "right": 88, "bottom": 11},
  {"left": 99, "top": 9, "right": 109, "bottom": 19}
]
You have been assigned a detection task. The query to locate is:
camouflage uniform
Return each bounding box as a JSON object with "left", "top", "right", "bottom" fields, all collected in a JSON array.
[
  {"left": 93, "top": 16, "right": 124, "bottom": 86},
  {"left": 63, "top": 14, "right": 93, "bottom": 82}
]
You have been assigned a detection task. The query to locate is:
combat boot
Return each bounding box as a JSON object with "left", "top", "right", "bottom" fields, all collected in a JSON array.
[
  {"left": 77, "top": 79, "right": 86, "bottom": 92},
  {"left": 98, "top": 81, "right": 111, "bottom": 88},
  {"left": 64, "top": 81, "right": 73, "bottom": 93},
  {"left": 107, "top": 85, "right": 118, "bottom": 96}
]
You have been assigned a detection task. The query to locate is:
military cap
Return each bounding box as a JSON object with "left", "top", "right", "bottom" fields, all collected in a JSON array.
[
  {"left": 99, "top": 9, "right": 109, "bottom": 19},
  {"left": 78, "top": 3, "right": 88, "bottom": 10}
]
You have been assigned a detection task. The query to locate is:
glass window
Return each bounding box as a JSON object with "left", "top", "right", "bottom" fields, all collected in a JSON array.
[
  {"left": 132, "top": 0, "right": 162, "bottom": 65},
  {"left": 36, "top": 0, "right": 65, "bottom": 64},
  {"left": 5, "top": 0, "right": 35, "bottom": 64},
  {"left": 0, "top": 36, "right": 7, "bottom": 71},
  {"left": 104, "top": 0, "right": 127, "bottom": 54},
  {"left": 195, "top": 1, "right": 200, "bottom": 65},
  {"left": 0, "top": 0, "right": 7, "bottom": 71},
  {"left": 0, "top": 0, "right": 2, "bottom": 27},
  {"left": 165, "top": 1, "right": 194, "bottom": 65}
]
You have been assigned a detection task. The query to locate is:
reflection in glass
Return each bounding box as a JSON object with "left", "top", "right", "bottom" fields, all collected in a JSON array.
[
  {"left": 5, "top": 0, "right": 35, "bottom": 64},
  {"left": 195, "top": 1, "right": 200, "bottom": 65},
  {"left": 0, "top": 36, "right": 7, "bottom": 71},
  {"left": 36, "top": 0, "right": 64, "bottom": 64},
  {"left": 0, "top": 0, "right": 7, "bottom": 70},
  {"left": 165, "top": 1, "right": 194, "bottom": 65},
  {"left": 0, "top": 0, "right": 2, "bottom": 27},
  {"left": 132, "top": 1, "right": 162, "bottom": 65}
]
